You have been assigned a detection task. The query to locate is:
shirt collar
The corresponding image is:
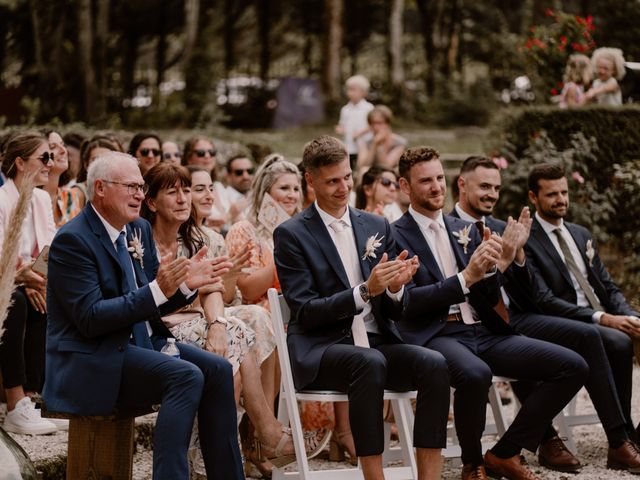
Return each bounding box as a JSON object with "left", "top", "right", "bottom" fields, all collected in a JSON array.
[
  {"left": 315, "top": 201, "right": 352, "bottom": 228},
  {"left": 535, "top": 211, "right": 564, "bottom": 235},
  {"left": 408, "top": 205, "right": 444, "bottom": 231},
  {"left": 454, "top": 203, "right": 485, "bottom": 224},
  {"left": 91, "top": 203, "right": 127, "bottom": 245}
]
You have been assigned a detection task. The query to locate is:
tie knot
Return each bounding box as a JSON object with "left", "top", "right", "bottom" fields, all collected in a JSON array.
[
  {"left": 330, "top": 220, "right": 347, "bottom": 234},
  {"left": 429, "top": 221, "right": 441, "bottom": 233},
  {"left": 116, "top": 231, "right": 127, "bottom": 249}
]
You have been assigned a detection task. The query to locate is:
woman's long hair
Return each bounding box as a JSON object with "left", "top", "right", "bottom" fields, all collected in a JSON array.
[{"left": 355, "top": 165, "right": 395, "bottom": 209}]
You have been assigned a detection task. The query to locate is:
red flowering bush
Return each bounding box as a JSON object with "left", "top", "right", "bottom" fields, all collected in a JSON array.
[{"left": 521, "top": 9, "right": 596, "bottom": 102}]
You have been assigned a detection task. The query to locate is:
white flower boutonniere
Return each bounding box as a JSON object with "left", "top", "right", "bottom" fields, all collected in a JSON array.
[
  {"left": 128, "top": 228, "right": 145, "bottom": 269},
  {"left": 452, "top": 225, "right": 472, "bottom": 254},
  {"left": 585, "top": 239, "right": 595, "bottom": 267},
  {"left": 362, "top": 233, "right": 384, "bottom": 261}
]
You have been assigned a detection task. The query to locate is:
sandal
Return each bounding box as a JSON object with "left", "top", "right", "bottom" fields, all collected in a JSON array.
[
  {"left": 329, "top": 430, "right": 358, "bottom": 466},
  {"left": 256, "top": 426, "right": 331, "bottom": 468}
]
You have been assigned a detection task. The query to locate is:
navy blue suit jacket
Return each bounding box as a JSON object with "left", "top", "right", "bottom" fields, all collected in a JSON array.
[
  {"left": 525, "top": 217, "right": 637, "bottom": 322},
  {"left": 43, "top": 204, "right": 193, "bottom": 415},
  {"left": 391, "top": 211, "right": 512, "bottom": 347},
  {"left": 274, "top": 205, "right": 404, "bottom": 390}
]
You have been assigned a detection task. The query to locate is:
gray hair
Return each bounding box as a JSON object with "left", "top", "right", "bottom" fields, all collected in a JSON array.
[
  {"left": 86, "top": 152, "right": 139, "bottom": 201},
  {"left": 249, "top": 153, "right": 301, "bottom": 225}
]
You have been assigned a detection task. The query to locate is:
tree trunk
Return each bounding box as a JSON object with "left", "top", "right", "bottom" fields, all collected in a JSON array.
[
  {"left": 223, "top": 0, "right": 236, "bottom": 75},
  {"left": 94, "top": 0, "right": 109, "bottom": 120},
  {"left": 415, "top": 0, "right": 436, "bottom": 97},
  {"left": 444, "top": 0, "right": 461, "bottom": 78},
  {"left": 76, "top": 0, "right": 98, "bottom": 122},
  {"left": 28, "top": 0, "right": 44, "bottom": 78},
  {"left": 389, "top": 0, "right": 405, "bottom": 90},
  {"left": 323, "top": 0, "right": 344, "bottom": 111},
  {"left": 182, "top": 0, "right": 200, "bottom": 69},
  {"left": 257, "top": 0, "right": 271, "bottom": 81}
]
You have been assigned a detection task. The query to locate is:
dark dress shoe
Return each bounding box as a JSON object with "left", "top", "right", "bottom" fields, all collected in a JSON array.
[
  {"left": 607, "top": 440, "right": 640, "bottom": 473},
  {"left": 462, "top": 464, "right": 488, "bottom": 480},
  {"left": 484, "top": 451, "right": 540, "bottom": 480},
  {"left": 537, "top": 436, "right": 581, "bottom": 473}
]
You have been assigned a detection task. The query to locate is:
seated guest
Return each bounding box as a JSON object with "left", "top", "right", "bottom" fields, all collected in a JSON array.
[
  {"left": 72, "top": 135, "right": 123, "bottom": 208},
  {"left": 392, "top": 147, "right": 588, "bottom": 480},
  {"left": 161, "top": 140, "right": 182, "bottom": 165},
  {"left": 0, "top": 132, "right": 57, "bottom": 435},
  {"left": 524, "top": 163, "right": 640, "bottom": 464},
  {"left": 225, "top": 153, "right": 255, "bottom": 223},
  {"left": 129, "top": 132, "right": 162, "bottom": 176},
  {"left": 41, "top": 129, "right": 81, "bottom": 228},
  {"left": 355, "top": 165, "right": 402, "bottom": 222},
  {"left": 141, "top": 163, "right": 327, "bottom": 476},
  {"left": 61, "top": 131, "right": 86, "bottom": 186},
  {"left": 43, "top": 152, "right": 243, "bottom": 479},
  {"left": 453, "top": 156, "right": 640, "bottom": 472},
  {"left": 274, "top": 135, "right": 451, "bottom": 480},
  {"left": 182, "top": 136, "right": 229, "bottom": 231},
  {"left": 356, "top": 105, "right": 406, "bottom": 172}
]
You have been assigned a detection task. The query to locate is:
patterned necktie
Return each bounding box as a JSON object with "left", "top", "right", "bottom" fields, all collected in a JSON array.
[
  {"left": 429, "top": 222, "right": 475, "bottom": 324},
  {"left": 329, "top": 220, "right": 370, "bottom": 347},
  {"left": 553, "top": 229, "right": 603, "bottom": 310},
  {"left": 116, "top": 232, "right": 153, "bottom": 349}
]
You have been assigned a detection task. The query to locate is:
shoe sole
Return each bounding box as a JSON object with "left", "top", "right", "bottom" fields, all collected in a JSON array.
[
  {"left": 539, "top": 458, "right": 581, "bottom": 473},
  {"left": 3, "top": 423, "right": 57, "bottom": 435}
]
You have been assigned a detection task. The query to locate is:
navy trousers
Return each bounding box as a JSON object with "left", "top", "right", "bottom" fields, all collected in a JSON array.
[{"left": 116, "top": 339, "right": 244, "bottom": 480}]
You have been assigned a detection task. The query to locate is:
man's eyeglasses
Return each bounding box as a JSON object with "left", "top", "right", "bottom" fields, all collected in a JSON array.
[
  {"left": 195, "top": 149, "right": 217, "bottom": 158},
  {"left": 232, "top": 168, "right": 254, "bottom": 176},
  {"left": 379, "top": 177, "right": 399, "bottom": 189},
  {"left": 37, "top": 152, "right": 55, "bottom": 165},
  {"left": 163, "top": 151, "right": 182, "bottom": 161},
  {"left": 102, "top": 180, "right": 149, "bottom": 195},
  {"left": 139, "top": 148, "right": 161, "bottom": 157}
]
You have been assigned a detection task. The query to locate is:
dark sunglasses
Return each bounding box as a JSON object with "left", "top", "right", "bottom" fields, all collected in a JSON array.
[
  {"left": 37, "top": 152, "right": 55, "bottom": 165},
  {"left": 232, "top": 168, "right": 254, "bottom": 176},
  {"left": 139, "top": 148, "right": 161, "bottom": 157},
  {"left": 379, "top": 177, "right": 399, "bottom": 188},
  {"left": 163, "top": 151, "right": 182, "bottom": 160},
  {"left": 195, "top": 149, "right": 217, "bottom": 158}
]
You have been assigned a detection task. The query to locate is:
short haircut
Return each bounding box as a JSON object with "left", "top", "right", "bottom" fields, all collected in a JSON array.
[
  {"left": 368, "top": 105, "right": 393, "bottom": 125},
  {"left": 226, "top": 153, "right": 253, "bottom": 173},
  {"left": 459, "top": 156, "right": 499, "bottom": 176},
  {"left": 302, "top": 135, "right": 348, "bottom": 172},
  {"left": 398, "top": 146, "right": 440, "bottom": 180},
  {"left": 345, "top": 74, "right": 370, "bottom": 92},
  {"left": 527, "top": 163, "right": 566, "bottom": 195},
  {"left": 86, "top": 152, "right": 138, "bottom": 202}
]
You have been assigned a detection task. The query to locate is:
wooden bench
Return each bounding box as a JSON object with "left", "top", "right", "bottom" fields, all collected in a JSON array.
[{"left": 41, "top": 404, "right": 154, "bottom": 480}]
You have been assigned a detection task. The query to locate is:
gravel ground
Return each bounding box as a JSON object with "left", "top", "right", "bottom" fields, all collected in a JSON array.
[{"left": 4, "top": 363, "right": 639, "bottom": 479}]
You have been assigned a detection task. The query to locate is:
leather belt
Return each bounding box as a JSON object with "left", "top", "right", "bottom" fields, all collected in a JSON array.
[{"left": 447, "top": 312, "right": 464, "bottom": 322}]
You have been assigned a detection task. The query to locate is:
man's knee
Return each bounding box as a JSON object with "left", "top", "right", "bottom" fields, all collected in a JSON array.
[
  {"left": 457, "top": 364, "right": 492, "bottom": 393},
  {"left": 353, "top": 348, "right": 387, "bottom": 386}
]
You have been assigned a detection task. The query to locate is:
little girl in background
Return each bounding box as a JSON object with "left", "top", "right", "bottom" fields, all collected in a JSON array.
[
  {"left": 559, "top": 54, "right": 593, "bottom": 108},
  {"left": 585, "top": 47, "right": 626, "bottom": 106}
]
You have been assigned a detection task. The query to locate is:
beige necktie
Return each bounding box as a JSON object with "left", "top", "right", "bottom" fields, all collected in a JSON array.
[
  {"left": 330, "top": 220, "right": 370, "bottom": 347},
  {"left": 429, "top": 222, "right": 475, "bottom": 324}
]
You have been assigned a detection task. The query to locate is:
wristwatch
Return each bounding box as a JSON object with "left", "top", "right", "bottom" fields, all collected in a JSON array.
[
  {"left": 211, "top": 316, "right": 228, "bottom": 327},
  {"left": 359, "top": 283, "right": 371, "bottom": 303}
]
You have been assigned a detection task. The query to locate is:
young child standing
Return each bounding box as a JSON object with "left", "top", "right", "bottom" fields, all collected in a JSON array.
[
  {"left": 585, "top": 47, "right": 626, "bottom": 106},
  {"left": 335, "top": 75, "right": 374, "bottom": 170}
]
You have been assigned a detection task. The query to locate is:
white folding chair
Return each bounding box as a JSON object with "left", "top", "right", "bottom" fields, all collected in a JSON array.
[
  {"left": 268, "top": 288, "right": 417, "bottom": 480},
  {"left": 553, "top": 389, "right": 600, "bottom": 454}
]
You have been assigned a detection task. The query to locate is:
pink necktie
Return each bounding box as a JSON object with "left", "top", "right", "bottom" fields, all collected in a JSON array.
[
  {"left": 330, "top": 220, "right": 370, "bottom": 347},
  {"left": 429, "top": 222, "right": 475, "bottom": 324}
]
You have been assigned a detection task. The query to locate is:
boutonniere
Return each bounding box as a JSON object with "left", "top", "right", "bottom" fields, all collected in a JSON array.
[
  {"left": 362, "top": 233, "right": 384, "bottom": 261},
  {"left": 452, "top": 225, "right": 472, "bottom": 254},
  {"left": 127, "top": 228, "right": 145, "bottom": 268},
  {"left": 585, "top": 239, "right": 595, "bottom": 267}
]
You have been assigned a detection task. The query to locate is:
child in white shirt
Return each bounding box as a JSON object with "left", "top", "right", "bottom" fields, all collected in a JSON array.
[{"left": 335, "top": 75, "right": 374, "bottom": 170}]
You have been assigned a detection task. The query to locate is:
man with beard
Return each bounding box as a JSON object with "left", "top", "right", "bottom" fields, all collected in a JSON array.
[
  {"left": 392, "top": 147, "right": 588, "bottom": 480},
  {"left": 453, "top": 157, "right": 640, "bottom": 474}
]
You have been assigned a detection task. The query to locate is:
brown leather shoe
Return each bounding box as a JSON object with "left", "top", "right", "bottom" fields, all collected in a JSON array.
[
  {"left": 537, "top": 436, "right": 581, "bottom": 473},
  {"left": 607, "top": 440, "right": 640, "bottom": 473},
  {"left": 462, "top": 464, "right": 488, "bottom": 480},
  {"left": 484, "top": 451, "right": 540, "bottom": 480}
]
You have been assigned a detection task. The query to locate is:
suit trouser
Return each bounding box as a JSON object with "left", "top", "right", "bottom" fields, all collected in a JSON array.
[
  {"left": 305, "top": 335, "right": 451, "bottom": 457},
  {"left": 0, "top": 288, "right": 46, "bottom": 391},
  {"left": 510, "top": 312, "right": 631, "bottom": 441},
  {"left": 426, "top": 323, "right": 588, "bottom": 466},
  {"left": 116, "top": 340, "right": 243, "bottom": 480}
]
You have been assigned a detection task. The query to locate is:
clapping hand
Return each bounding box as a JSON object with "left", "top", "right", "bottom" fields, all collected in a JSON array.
[
  {"left": 156, "top": 252, "right": 190, "bottom": 297},
  {"left": 388, "top": 250, "right": 420, "bottom": 293},
  {"left": 185, "top": 247, "right": 233, "bottom": 290},
  {"left": 463, "top": 228, "right": 502, "bottom": 286},
  {"left": 367, "top": 252, "right": 413, "bottom": 296}
]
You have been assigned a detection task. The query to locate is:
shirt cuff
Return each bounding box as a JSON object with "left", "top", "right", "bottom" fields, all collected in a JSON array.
[
  {"left": 514, "top": 258, "right": 526, "bottom": 267},
  {"left": 179, "top": 282, "right": 197, "bottom": 298},
  {"left": 483, "top": 266, "right": 498, "bottom": 278},
  {"left": 149, "top": 279, "right": 168, "bottom": 306},
  {"left": 353, "top": 285, "right": 367, "bottom": 311},
  {"left": 386, "top": 285, "right": 404, "bottom": 302},
  {"left": 457, "top": 273, "right": 470, "bottom": 295},
  {"left": 592, "top": 311, "right": 605, "bottom": 323}
]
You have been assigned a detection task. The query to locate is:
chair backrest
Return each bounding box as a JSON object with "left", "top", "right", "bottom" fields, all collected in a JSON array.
[{"left": 268, "top": 288, "right": 298, "bottom": 399}]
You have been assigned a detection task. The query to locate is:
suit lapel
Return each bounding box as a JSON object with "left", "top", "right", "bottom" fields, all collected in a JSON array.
[
  {"left": 444, "top": 215, "right": 470, "bottom": 270},
  {"left": 126, "top": 225, "right": 149, "bottom": 287},
  {"left": 303, "top": 205, "right": 351, "bottom": 289},
  {"left": 531, "top": 219, "right": 573, "bottom": 287},
  {"left": 85, "top": 203, "right": 121, "bottom": 266},
  {"left": 351, "top": 208, "right": 374, "bottom": 281},
  {"left": 395, "top": 212, "right": 444, "bottom": 281}
]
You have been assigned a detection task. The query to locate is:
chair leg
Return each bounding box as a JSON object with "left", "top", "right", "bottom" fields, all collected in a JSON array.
[
  {"left": 553, "top": 410, "right": 577, "bottom": 455},
  {"left": 488, "top": 383, "right": 509, "bottom": 437},
  {"left": 392, "top": 398, "right": 418, "bottom": 478}
]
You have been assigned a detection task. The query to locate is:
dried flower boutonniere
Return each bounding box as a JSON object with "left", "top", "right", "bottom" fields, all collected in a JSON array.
[
  {"left": 362, "top": 233, "right": 384, "bottom": 261},
  {"left": 585, "top": 239, "right": 595, "bottom": 267},
  {"left": 452, "top": 225, "right": 472, "bottom": 254},
  {"left": 128, "top": 228, "right": 145, "bottom": 269}
]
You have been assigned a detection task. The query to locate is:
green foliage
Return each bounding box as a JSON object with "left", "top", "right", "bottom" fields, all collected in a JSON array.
[{"left": 521, "top": 10, "right": 596, "bottom": 101}]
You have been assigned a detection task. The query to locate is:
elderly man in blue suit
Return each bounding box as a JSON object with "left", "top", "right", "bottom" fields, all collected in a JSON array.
[
  {"left": 274, "top": 135, "right": 451, "bottom": 480},
  {"left": 44, "top": 152, "right": 244, "bottom": 480}
]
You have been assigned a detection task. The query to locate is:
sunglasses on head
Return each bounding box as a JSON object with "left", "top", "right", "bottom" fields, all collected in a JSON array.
[
  {"left": 233, "top": 168, "right": 254, "bottom": 176},
  {"left": 195, "top": 149, "right": 217, "bottom": 158},
  {"left": 379, "top": 177, "right": 399, "bottom": 188},
  {"left": 139, "top": 148, "right": 161, "bottom": 157},
  {"left": 163, "top": 151, "right": 182, "bottom": 160}
]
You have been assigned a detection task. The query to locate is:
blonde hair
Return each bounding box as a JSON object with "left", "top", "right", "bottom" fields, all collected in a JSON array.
[
  {"left": 564, "top": 54, "right": 593, "bottom": 85},
  {"left": 592, "top": 47, "right": 626, "bottom": 80},
  {"left": 345, "top": 75, "right": 370, "bottom": 93},
  {"left": 248, "top": 153, "right": 301, "bottom": 226}
]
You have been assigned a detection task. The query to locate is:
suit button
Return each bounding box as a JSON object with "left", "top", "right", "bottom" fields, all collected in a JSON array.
[{"left": 117, "top": 346, "right": 124, "bottom": 352}]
